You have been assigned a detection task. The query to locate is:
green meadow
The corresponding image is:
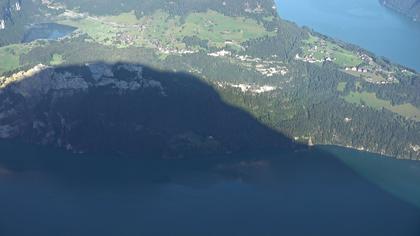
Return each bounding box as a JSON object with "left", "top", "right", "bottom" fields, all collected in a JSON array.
[{"left": 344, "top": 91, "right": 420, "bottom": 121}]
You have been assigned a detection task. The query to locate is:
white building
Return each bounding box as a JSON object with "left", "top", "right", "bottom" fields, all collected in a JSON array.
[
  {"left": 0, "top": 20, "right": 5, "bottom": 30},
  {"left": 15, "top": 2, "right": 21, "bottom": 11}
]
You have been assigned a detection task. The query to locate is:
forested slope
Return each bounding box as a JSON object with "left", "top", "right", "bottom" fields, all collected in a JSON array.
[{"left": 0, "top": 0, "right": 419, "bottom": 159}]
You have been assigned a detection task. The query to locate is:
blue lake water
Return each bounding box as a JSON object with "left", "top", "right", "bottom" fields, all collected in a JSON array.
[
  {"left": 275, "top": 0, "right": 420, "bottom": 71},
  {"left": 0, "top": 141, "right": 419, "bottom": 236},
  {"left": 22, "top": 23, "right": 76, "bottom": 43}
]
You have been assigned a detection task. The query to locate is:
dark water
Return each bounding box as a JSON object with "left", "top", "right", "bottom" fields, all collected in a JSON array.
[
  {"left": 275, "top": 0, "right": 420, "bottom": 71},
  {"left": 0, "top": 141, "right": 419, "bottom": 236},
  {"left": 22, "top": 23, "right": 76, "bottom": 43}
]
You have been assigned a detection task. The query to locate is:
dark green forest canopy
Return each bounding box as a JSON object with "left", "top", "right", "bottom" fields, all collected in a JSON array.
[
  {"left": 54, "top": 0, "right": 277, "bottom": 17},
  {"left": 0, "top": 0, "right": 419, "bottom": 160}
]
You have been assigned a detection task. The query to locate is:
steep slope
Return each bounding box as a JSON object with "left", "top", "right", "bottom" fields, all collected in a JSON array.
[
  {"left": 0, "top": 0, "right": 419, "bottom": 159},
  {"left": 0, "top": 63, "right": 297, "bottom": 158},
  {"left": 0, "top": 0, "right": 40, "bottom": 46},
  {"left": 381, "top": 0, "right": 420, "bottom": 21}
]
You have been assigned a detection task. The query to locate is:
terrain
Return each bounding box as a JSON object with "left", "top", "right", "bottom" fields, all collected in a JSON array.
[
  {"left": 381, "top": 0, "right": 420, "bottom": 21},
  {"left": 0, "top": 0, "right": 419, "bottom": 159}
]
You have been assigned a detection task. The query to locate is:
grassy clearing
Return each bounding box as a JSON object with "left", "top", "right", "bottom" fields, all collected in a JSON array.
[
  {"left": 344, "top": 70, "right": 388, "bottom": 83},
  {"left": 301, "top": 35, "right": 362, "bottom": 68},
  {"left": 59, "top": 18, "right": 119, "bottom": 47},
  {"left": 333, "top": 48, "right": 362, "bottom": 67},
  {"left": 0, "top": 44, "right": 32, "bottom": 75},
  {"left": 344, "top": 91, "right": 420, "bottom": 121},
  {"left": 102, "top": 10, "right": 140, "bottom": 25},
  {"left": 337, "top": 82, "right": 347, "bottom": 92},
  {"left": 181, "top": 10, "right": 274, "bottom": 48},
  {"left": 262, "top": 15, "right": 275, "bottom": 22},
  {"left": 344, "top": 91, "right": 389, "bottom": 108},
  {"left": 389, "top": 104, "right": 420, "bottom": 121},
  {"left": 300, "top": 35, "right": 402, "bottom": 85},
  {"left": 50, "top": 53, "right": 65, "bottom": 65}
]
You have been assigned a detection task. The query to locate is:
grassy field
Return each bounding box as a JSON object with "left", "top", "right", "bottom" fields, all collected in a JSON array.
[
  {"left": 344, "top": 91, "right": 420, "bottom": 121},
  {"left": 102, "top": 10, "right": 139, "bottom": 25},
  {"left": 0, "top": 44, "right": 32, "bottom": 75},
  {"left": 344, "top": 70, "right": 389, "bottom": 83},
  {"left": 180, "top": 10, "right": 275, "bottom": 48},
  {"left": 301, "top": 35, "right": 402, "bottom": 84},
  {"left": 301, "top": 35, "right": 362, "bottom": 68},
  {"left": 59, "top": 17, "right": 120, "bottom": 47},
  {"left": 59, "top": 10, "right": 274, "bottom": 51},
  {"left": 333, "top": 47, "right": 363, "bottom": 68}
]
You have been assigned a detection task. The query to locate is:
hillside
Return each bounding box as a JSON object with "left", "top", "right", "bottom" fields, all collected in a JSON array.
[
  {"left": 381, "top": 0, "right": 420, "bottom": 21},
  {"left": 0, "top": 0, "right": 44, "bottom": 46},
  {"left": 0, "top": 0, "right": 419, "bottom": 159}
]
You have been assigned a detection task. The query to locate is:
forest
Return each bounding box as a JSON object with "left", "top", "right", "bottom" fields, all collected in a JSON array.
[{"left": 0, "top": 0, "right": 419, "bottom": 159}]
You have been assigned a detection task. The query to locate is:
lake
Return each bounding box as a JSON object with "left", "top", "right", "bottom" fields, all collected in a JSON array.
[
  {"left": 275, "top": 0, "right": 420, "bottom": 72},
  {"left": 22, "top": 23, "right": 76, "bottom": 43},
  {"left": 0, "top": 141, "right": 419, "bottom": 236}
]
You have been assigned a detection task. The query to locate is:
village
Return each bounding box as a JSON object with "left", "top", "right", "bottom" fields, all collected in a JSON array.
[
  {"left": 296, "top": 35, "right": 401, "bottom": 85},
  {"left": 215, "top": 81, "right": 278, "bottom": 94},
  {"left": 208, "top": 49, "right": 289, "bottom": 77}
]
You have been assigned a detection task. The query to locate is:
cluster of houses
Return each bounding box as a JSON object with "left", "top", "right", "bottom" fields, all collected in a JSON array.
[
  {"left": 295, "top": 42, "right": 335, "bottom": 63},
  {"left": 244, "top": 2, "right": 264, "bottom": 14},
  {"left": 116, "top": 32, "right": 138, "bottom": 46},
  {"left": 359, "top": 53, "right": 374, "bottom": 63},
  {"left": 235, "top": 54, "right": 288, "bottom": 76},
  {"left": 365, "top": 76, "right": 397, "bottom": 85},
  {"left": 41, "top": 0, "right": 65, "bottom": 10},
  {"left": 208, "top": 50, "right": 288, "bottom": 77},
  {"left": 411, "top": 144, "right": 420, "bottom": 152},
  {"left": 255, "top": 64, "right": 288, "bottom": 77},
  {"left": 158, "top": 47, "right": 196, "bottom": 55},
  {"left": 296, "top": 44, "right": 401, "bottom": 85},
  {"left": 114, "top": 26, "right": 196, "bottom": 55},
  {"left": 215, "top": 82, "right": 277, "bottom": 94},
  {"left": 345, "top": 66, "right": 369, "bottom": 73},
  {"left": 295, "top": 53, "right": 334, "bottom": 64},
  {"left": 208, "top": 50, "right": 231, "bottom": 57}
]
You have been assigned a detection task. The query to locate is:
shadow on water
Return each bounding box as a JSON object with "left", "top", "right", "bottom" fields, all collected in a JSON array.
[{"left": 0, "top": 62, "right": 419, "bottom": 236}]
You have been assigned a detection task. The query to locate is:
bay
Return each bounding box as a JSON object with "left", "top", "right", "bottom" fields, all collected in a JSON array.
[{"left": 275, "top": 0, "right": 420, "bottom": 71}]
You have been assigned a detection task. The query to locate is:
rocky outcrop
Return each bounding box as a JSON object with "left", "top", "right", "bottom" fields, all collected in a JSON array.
[
  {"left": 0, "top": 63, "right": 295, "bottom": 158},
  {"left": 0, "top": 63, "right": 164, "bottom": 96},
  {"left": 0, "top": 0, "right": 40, "bottom": 45},
  {"left": 0, "top": 0, "right": 22, "bottom": 29},
  {"left": 0, "top": 19, "right": 5, "bottom": 29}
]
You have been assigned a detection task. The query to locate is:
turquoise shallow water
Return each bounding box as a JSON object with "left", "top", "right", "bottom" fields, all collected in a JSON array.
[
  {"left": 0, "top": 141, "right": 419, "bottom": 236},
  {"left": 275, "top": 0, "right": 420, "bottom": 71}
]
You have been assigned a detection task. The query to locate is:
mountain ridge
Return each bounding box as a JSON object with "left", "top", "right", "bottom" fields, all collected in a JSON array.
[{"left": 0, "top": 0, "right": 419, "bottom": 159}]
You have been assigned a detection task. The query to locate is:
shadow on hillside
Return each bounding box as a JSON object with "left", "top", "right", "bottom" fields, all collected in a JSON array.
[
  {"left": 0, "top": 62, "right": 303, "bottom": 158},
  {"left": 0, "top": 62, "right": 420, "bottom": 236}
]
